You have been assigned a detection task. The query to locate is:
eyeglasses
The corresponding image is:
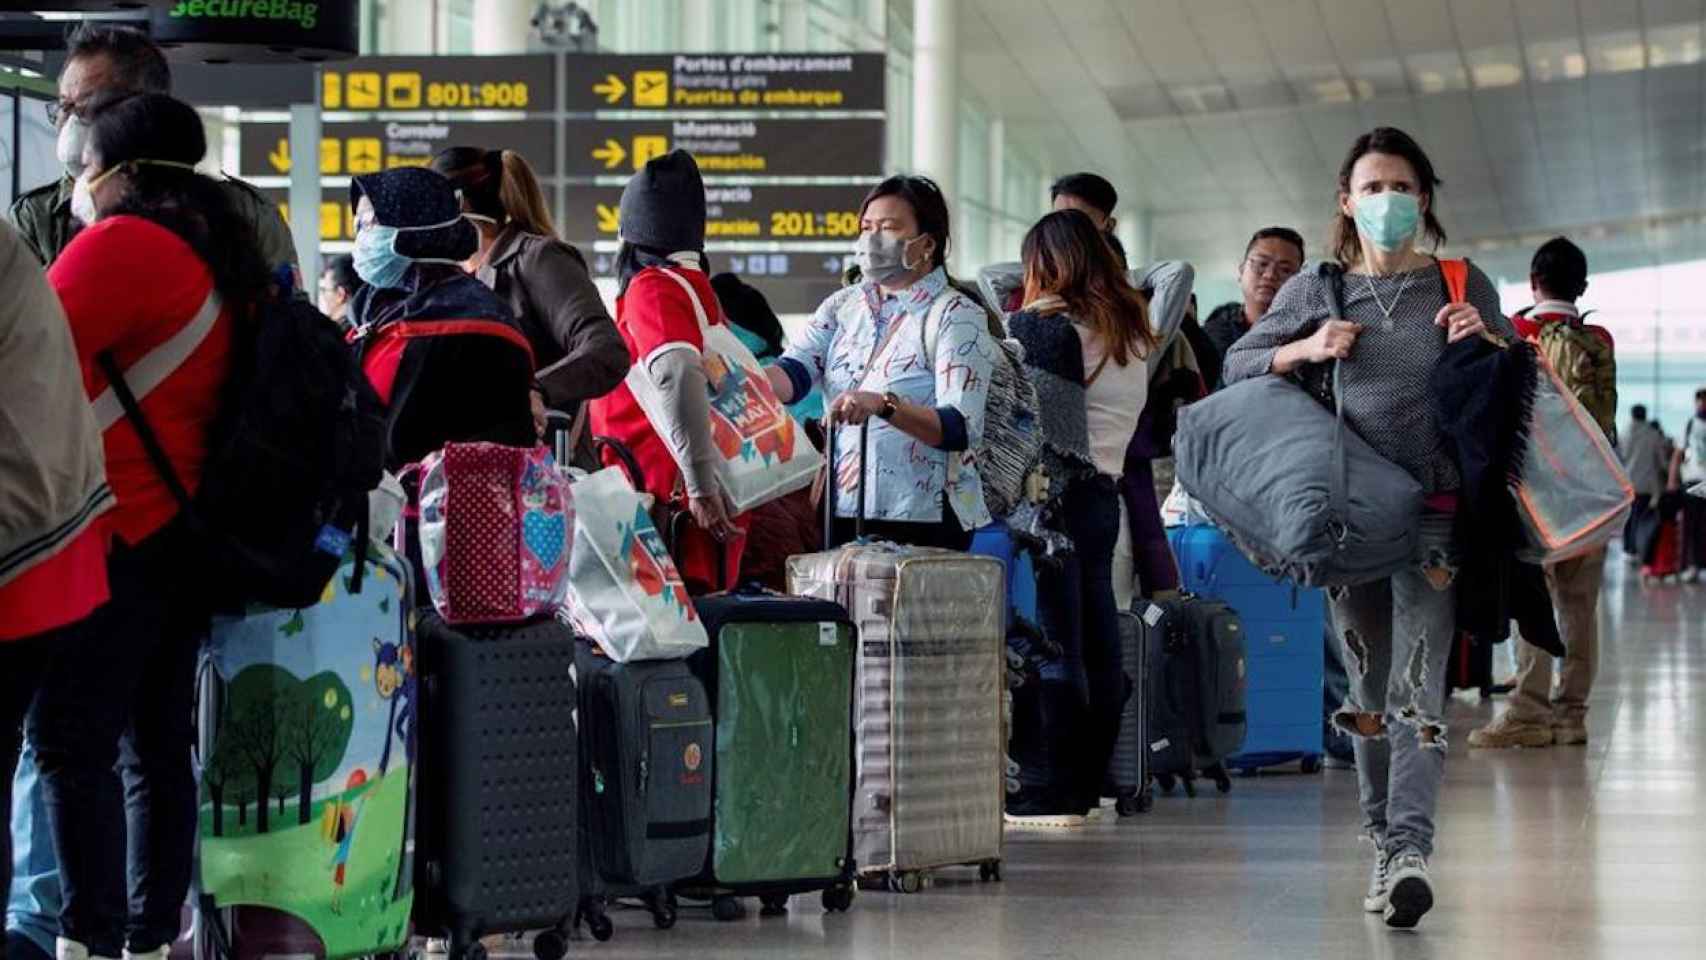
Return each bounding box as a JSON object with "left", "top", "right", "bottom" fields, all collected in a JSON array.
[
  {"left": 44, "top": 99, "right": 81, "bottom": 127},
  {"left": 1244, "top": 256, "right": 1301, "bottom": 280}
]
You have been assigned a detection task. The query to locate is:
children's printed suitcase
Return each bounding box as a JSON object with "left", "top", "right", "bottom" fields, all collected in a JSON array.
[
  {"left": 196, "top": 544, "right": 417, "bottom": 960},
  {"left": 1171, "top": 524, "right": 1325, "bottom": 774}
]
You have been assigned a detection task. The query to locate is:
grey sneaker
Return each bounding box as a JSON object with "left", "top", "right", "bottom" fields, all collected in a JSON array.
[
  {"left": 1362, "top": 851, "right": 1391, "bottom": 913},
  {"left": 1383, "top": 851, "right": 1435, "bottom": 929}
]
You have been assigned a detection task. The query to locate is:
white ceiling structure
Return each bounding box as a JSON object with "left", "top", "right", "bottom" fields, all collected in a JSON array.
[{"left": 962, "top": 0, "right": 1706, "bottom": 287}]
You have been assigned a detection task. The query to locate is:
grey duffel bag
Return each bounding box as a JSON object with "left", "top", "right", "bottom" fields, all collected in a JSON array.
[{"left": 1174, "top": 265, "right": 1423, "bottom": 588}]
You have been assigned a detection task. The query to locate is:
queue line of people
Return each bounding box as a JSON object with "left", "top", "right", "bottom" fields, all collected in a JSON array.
[{"left": 1, "top": 22, "right": 1682, "bottom": 952}]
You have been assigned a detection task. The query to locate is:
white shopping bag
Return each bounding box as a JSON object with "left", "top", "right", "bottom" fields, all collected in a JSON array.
[
  {"left": 622, "top": 269, "right": 820, "bottom": 514},
  {"left": 562, "top": 466, "right": 708, "bottom": 662},
  {"left": 1160, "top": 478, "right": 1211, "bottom": 528}
]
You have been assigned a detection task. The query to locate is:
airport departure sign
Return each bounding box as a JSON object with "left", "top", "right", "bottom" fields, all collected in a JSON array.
[
  {"left": 561, "top": 53, "right": 886, "bottom": 112},
  {"left": 558, "top": 184, "right": 871, "bottom": 244},
  {"left": 319, "top": 56, "right": 556, "bottom": 112},
  {"left": 561, "top": 117, "right": 884, "bottom": 177},
  {"left": 239, "top": 119, "right": 554, "bottom": 177}
]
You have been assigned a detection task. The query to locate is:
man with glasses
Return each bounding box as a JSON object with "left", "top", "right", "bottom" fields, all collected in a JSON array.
[
  {"left": 1200, "top": 227, "right": 1306, "bottom": 389},
  {"left": 8, "top": 22, "right": 296, "bottom": 283}
]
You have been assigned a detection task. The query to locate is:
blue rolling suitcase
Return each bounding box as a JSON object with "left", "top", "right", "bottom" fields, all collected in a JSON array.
[{"left": 1169, "top": 525, "right": 1326, "bottom": 774}]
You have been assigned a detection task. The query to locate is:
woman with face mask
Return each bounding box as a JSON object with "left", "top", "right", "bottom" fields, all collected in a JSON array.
[
  {"left": 1222, "top": 127, "right": 1516, "bottom": 930},
  {"left": 27, "top": 91, "right": 270, "bottom": 960},
  {"left": 345, "top": 166, "right": 537, "bottom": 470},
  {"left": 430, "top": 147, "right": 626, "bottom": 466},
  {"left": 764, "top": 175, "right": 998, "bottom": 550}
]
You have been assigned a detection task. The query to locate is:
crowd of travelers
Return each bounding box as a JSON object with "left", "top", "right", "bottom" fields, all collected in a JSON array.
[{"left": 3, "top": 22, "right": 1703, "bottom": 956}]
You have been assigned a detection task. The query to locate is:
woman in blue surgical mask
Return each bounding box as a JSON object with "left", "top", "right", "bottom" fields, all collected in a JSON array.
[
  {"left": 1220, "top": 128, "right": 1518, "bottom": 932},
  {"left": 763, "top": 174, "right": 999, "bottom": 550}
]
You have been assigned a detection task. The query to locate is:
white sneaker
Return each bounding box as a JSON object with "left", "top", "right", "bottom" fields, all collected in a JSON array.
[
  {"left": 57, "top": 939, "right": 117, "bottom": 960},
  {"left": 1682, "top": 568, "right": 1700, "bottom": 584},
  {"left": 1383, "top": 851, "right": 1435, "bottom": 929},
  {"left": 1362, "top": 850, "right": 1390, "bottom": 913}
]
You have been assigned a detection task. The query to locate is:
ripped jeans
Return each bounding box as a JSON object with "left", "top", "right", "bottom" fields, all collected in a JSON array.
[{"left": 1328, "top": 510, "right": 1457, "bottom": 859}]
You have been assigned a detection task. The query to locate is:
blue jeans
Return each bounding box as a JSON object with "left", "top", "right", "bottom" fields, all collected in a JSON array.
[
  {"left": 1328, "top": 511, "right": 1458, "bottom": 859},
  {"left": 6, "top": 749, "right": 58, "bottom": 960},
  {"left": 1014, "top": 478, "right": 1124, "bottom": 808}
]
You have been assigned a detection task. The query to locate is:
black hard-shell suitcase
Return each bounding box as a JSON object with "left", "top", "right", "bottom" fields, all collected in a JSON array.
[
  {"left": 414, "top": 614, "right": 580, "bottom": 960},
  {"left": 573, "top": 644, "right": 713, "bottom": 936},
  {"left": 683, "top": 589, "right": 858, "bottom": 922},
  {"left": 1105, "top": 610, "right": 1153, "bottom": 816},
  {"left": 1144, "top": 597, "right": 1245, "bottom": 797}
]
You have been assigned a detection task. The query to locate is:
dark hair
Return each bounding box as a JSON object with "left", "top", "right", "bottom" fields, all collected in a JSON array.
[
  {"left": 1245, "top": 226, "right": 1306, "bottom": 261},
  {"left": 66, "top": 22, "right": 170, "bottom": 94},
  {"left": 431, "top": 147, "right": 557, "bottom": 237},
  {"left": 86, "top": 92, "right": 269, "bottom": 310},
  {"left": 1696, "top": 388, "right": 1706, "bottom": 402},
  {"left": 1050, "top": 173, "right": 1118, "bottom": 217},
  {"left": 1530, "top": 236, "right": 1588, "bottom": 301},
  {"left": 860, "top": 175, "right": 951, "bottom": 271},
  {"left": 1632, "top": 405, "right": 1648, "bottom": 421},
  {"left": 325, "top": 253, "right": 360, "bottom": 295},
  {"left": 1332, "top": 127, "right": 1447, "bottom": 266},
  {"left": 1021, "top": 210, "right": 1156, "bottom": 366}
]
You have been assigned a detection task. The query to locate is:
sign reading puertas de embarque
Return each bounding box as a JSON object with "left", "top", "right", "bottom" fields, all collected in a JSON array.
[{"left": 562, "top": 53, "right": 885, "bottom": 113}]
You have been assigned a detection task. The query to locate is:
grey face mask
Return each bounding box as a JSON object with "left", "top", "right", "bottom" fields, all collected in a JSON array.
[{"left": 853, "top": 230, "right": 925, "bottom": 284}]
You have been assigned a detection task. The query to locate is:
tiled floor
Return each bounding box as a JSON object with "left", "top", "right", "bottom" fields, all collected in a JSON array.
[{"left": 554, "top": 558, "right": 1705, "bottom": 959}]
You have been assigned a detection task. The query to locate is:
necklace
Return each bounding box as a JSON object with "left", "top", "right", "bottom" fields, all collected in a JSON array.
[{"left": 1364, "top": 270, "right": 1413, "bottom": 333}]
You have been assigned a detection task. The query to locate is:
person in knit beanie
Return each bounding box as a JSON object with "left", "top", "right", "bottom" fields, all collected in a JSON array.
[{"left": 589, "top": 150, "right": 750, "bottom": 593}]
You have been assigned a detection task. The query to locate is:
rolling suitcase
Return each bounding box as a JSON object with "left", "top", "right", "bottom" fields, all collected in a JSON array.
[
  {"left": 1105, "top": 610, "right": 1153, "bottom": 815},
  {"left": 684, "top": 589, "right": 858, "bottom": 921},
  {"left": 573, "top": 644, "right": 713, "bottom": 935},
  {"left": 1171, "top": 524, "right": 1325, "bottom": 774},
  {"left": 195, "top": 544, "right": 417, "bottom": 960},
  {"left": 1143, "top": 596, "right": 1246, "bottom": 796},
  {"left": 786, "top": 423, "right": 1007, "bottom": 892},
  {"left": 413, "top": 615, "right": 579, "bottom": 960}
]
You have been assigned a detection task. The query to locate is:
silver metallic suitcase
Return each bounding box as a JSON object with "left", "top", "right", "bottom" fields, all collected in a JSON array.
[{"left": 788, "top": 542, "right": 1006, "bottom": 892}]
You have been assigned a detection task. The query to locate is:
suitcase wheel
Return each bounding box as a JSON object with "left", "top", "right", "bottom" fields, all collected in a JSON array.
[
  {"left": 1182, "top": 777, "right": 1198, "bottom": 798},
  {"left": 822, "top": 883, "right": 855, "bottom": 913},
  {"left": 1300, "top": 755, "right": 1323, "bottom": 775},
  {"left": 531, "top": 929, "right": 568, "bottom": 960},
  {"left": 895, "top": 870, "right": 925, "bottom": 894},
  {"left": 712, "top": 895, "right": 746, "bottom": 922},
  {"left": 760, "top": 894, "right": 789, "bottom": 916},
  {"left": 1155, "top": 773, "right": 1177, "bottom": 794},
  {"left": 978, "top": 861, "right": 1003, "bottom": 883},
  {"left": 1115, "top": 788, "right": 1153, "bottom": 817},
  {"left": 649, "top": 891, "right": 678, "bottom": 930}
]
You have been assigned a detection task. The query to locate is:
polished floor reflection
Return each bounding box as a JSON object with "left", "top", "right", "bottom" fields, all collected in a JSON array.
[{"left": 544, "top": 557, "right": 1704, "bottom": 959}]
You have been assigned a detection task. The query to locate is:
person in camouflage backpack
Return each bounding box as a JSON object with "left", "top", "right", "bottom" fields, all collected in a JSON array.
[{"left": 1470, "top": 236, "right": 1612, "bottom": 752}]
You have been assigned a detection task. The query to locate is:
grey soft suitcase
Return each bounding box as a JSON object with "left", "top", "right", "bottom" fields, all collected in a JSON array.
[
  {"left": 573, "top": 644, "right": 712, "bottom": 934},
  {"left": 1105, "top": 610, "right": 1153, "bottom": 816},
  {"left": 414, "top": 614, "right": 579, "bottom": 960},
  {"left": 785, "top": 424, "right": 1006, "bottom": 893}
]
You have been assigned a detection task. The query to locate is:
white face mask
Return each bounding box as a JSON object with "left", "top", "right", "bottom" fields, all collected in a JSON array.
[
  {"left": 70, "top": 172, "right": 99, "bottom": 226},
  {"left": 56, "top": 117, "right": 89, "bottom": 180}
]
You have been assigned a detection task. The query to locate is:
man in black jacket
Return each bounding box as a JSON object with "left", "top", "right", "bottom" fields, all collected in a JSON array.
[{"left": 1200, "top": 227, "right": 1305, "bottom": 389}]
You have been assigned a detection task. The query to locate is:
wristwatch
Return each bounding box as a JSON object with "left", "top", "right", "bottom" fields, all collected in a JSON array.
[{"left": 878, "top": 392, "right": 900, "bottom": 420}]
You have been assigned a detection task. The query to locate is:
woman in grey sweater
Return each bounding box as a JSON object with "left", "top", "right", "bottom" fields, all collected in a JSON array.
[{"left": 1222, "top": 127, "right": 1514, "bottom": 931}]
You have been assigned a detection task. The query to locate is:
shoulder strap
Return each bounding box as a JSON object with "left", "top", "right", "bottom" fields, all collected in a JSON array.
[
  {"left": 91, "top": 290, "right": 223, "bottom": 431},
  {"left": 1316, "top": 263, "right": 1350, "bottom": 530},
  {"left": 917, "top": 292, "right": 956, "bottom": 368},
  {"left": 1085, "top": 351, "right": 1112, "bottom": 387},
  {"left": 650, "top": 267, "right": 713, "bottom": 336}
]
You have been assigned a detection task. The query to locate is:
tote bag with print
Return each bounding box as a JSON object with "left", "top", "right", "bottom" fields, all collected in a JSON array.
[
  {"left": 622, "top": 268, "right": 821, "bottom": 514},
  {"left": 561, "top": 466, "right": 708, "bottom": 662},
  {"left": 1513, "top": 352, "right": 1635, "bottom": 564}
]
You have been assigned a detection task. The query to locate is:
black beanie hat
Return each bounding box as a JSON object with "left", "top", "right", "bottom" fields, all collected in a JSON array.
[{"left": 618, "top": 149, "right": 706, "bottom": 252}]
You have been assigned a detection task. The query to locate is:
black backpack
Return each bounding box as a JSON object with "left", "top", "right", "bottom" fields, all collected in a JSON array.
[{"left": 101, "top": 293, "right": 386, "bottom": 611}]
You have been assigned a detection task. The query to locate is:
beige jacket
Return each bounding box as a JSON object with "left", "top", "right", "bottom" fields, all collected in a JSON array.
[{"left": 0, "top": 221, "right": 113, "bottom": 587}]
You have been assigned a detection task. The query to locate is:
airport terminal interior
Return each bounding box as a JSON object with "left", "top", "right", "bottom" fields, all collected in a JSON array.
[{"left": 4, "top": 2, "right": 1706, "bottom": 958}]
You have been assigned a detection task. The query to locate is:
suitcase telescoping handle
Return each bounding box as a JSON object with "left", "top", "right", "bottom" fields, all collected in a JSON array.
[{"left": 822, "top": 420, "right": 869, "bottom": 549}]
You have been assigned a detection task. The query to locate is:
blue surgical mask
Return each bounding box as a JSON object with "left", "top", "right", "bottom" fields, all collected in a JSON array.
[
  {"left": 353, "top": 225, "right": 412, "bottom": 290},
  {"left": 1353, "top": 192, "right": 1421, "bottom": 253}
]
